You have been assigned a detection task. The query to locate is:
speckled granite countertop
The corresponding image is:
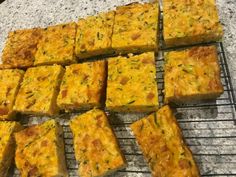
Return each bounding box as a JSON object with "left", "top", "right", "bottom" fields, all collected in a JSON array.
[
  {"left": 217, "top": 0, "right": 236, "bottom": 89},
  {"left": 0, "top": 0, "right": 236, "bottom": 177}
]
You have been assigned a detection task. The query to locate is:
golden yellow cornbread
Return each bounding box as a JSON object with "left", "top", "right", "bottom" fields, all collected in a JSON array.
[
  {"left": 0, "top": 121, "right": 22, "bottom": 177},
  {"left": 163, "top": 0, "right": 223, "bottom": 47},
  {"left": 15, "top": 119, "right": 68, "bottom": 177},
  {"left": 70, "top": 109, "right": 126, "bottom": 177},
  {"left": 130, "top": 105, "right": 200, "bottom": 177},
  {"left": 57, "top": 60, "right": 106, "bottom": 111},
  {"left": 164, "top": 46, "right": 223, "bottom": 103},
  {"left": 106, "top": 52, "right": 159, "bottom": 112},
  {"left": 0, "top": 69, "right": 24, "bottom": 120},
  {"left": 112, "top": 2, "right": 159, "bottom": 54},
  {"left": 75, "top": 11, "right": 115, "bottom": 59},
  {"left": 34, "top": 22, "right": 77, "bottom": 66},
  {"left": 14, "top": 65, "right": 64, "bottom": 116},
  {"left": 0, "top": 28, "right": 43, "bottom": 69}
]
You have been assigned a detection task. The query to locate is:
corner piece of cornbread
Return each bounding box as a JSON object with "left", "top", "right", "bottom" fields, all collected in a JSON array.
[
  {"left": 70, "top": 109, "right": 126, "bottom": 177},
  {"left": 112, "top": 2, "right": 159, "bottom": 54},
  {"left": 0, "top": 121, "right": 23, "bottom": 177},
  {"left": 130, "top": 105, "right": 200, "bottom": 177},
  {"left": 75, "top": 11, "right": 115, "bottom": 59},
  {"left": 57, "top": 60, "right": 106, "bottom": 111},
  {"left": 0, "top": 28, "right": 43, "bottom": 69},
  {"left": 106, "top": 52, "right": 159, "bottom": 112},
  {"left": 164, "top": 45, "right": 223, "bottom": 104},
  {"left": 34, "top": 22, "right": 77, "bottom": 66},
  {"left": 15, "top": 119, "right": 68, "bottom": 177},
  {"left": 14, "top": 65, "right": 64, "bottom": 116},
  {"left": 163, "top": 0, "right": 223, "bottom": 47},
  {"left": 0, "top": 69, "right": 24, "bottom": 120}
]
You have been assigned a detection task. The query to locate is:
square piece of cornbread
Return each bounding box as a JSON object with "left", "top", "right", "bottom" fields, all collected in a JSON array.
[
  {"left": 112, "top": 2, "right": 159, "bottom": 54},
  {"left": 106, "top": 52, "right": 159, "bottom": 112},
  {"left": 164, "top": 46, "right": 223, "bottom": 103},
  {"left": 0, "top": 69, "right": 24, "bottom": 120},
  {"left": 70, "top": 109, "right": 126, "bottom": 177},
  {"left": 57, "top": 60, "right": 106, "bottom": 111},
  {"left": 75, "top": 11, "right": 115, "bottom": 59},
  {"left": 0, "top": 28, "right": 43, "bottom": 69},
  {"left": 130, "top": 105, "right": 200, "bottom": 177},
  {"left": 163, "top": 0, "right": 223, "bottom": 47},
  {"left": 15, "top": 119, "right": 68, "bottom": 177},
  {"left": 34, "top": 22, "right": 77, "bottom": 66},
  {"left": 0, "top": 122, "right": 22, "bottom": 177},
  {"left": 14, "top": 65, "right": 64, "bottom": 116}
]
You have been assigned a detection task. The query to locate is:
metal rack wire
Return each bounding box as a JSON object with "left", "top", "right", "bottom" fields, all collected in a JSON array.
[
  {"left": 157, "top": 42, "right": 236, "bottom": 116},
  {"left": 11, "top": 40, "right": 236, "bottom": 177},
  {"left": 12, "top": 8, "right": 236, "bottom": 177}
]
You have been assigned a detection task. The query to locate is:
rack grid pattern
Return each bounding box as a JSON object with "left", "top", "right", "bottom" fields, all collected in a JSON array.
[
  {"left": 11, "top": 41, "right": 236, "bottom": 177},
  {"left": 11, "top": 7, "right": 236, "bottom": 177}
]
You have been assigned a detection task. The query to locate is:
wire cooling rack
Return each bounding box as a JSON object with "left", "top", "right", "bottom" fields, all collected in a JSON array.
[
  {"left": 11, "top": 42, "right": 236, "bottom": 177},
  {"left": 11, "top": 7, "right": 236, "bottom": 177}
]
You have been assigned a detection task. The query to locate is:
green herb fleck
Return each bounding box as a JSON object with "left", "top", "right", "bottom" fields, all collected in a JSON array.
[
  {"left": 153, "top": 113, "right": 159, "bottom": 127},
  {"left": 97, "top": 32, "right": 103, "bottom": 40},
  {"left": 180, "top": 152, "right": 185, "bottom": 156},
  {"left": 182, "top": 65, "right": 194, "bottom": 74},
  {"left": 63, "top": 36, "right": 69, "bottom": 46},
  {"left": 80, "top": 49, "right": 87, "bottom": 53},
  {"left": 127, "top": 100, "right": 135, "bottom": 104},
  {"left": 95, "top": 163, "right": 99, "bottom": 171},
  {"left": 83, "top": 160, "right": 88, "bottom": 165},
  {"left": 140, "top": 121, "right": 144, "bottom": 131}
]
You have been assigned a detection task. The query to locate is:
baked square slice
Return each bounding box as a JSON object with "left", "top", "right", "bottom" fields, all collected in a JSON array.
[
  {"left": 106, "top": 52, "right": 159, "bottom": 112},
  {"left": 163, "top": 0, "right": 223, "bottom": 47},
  {"left": 75, "top": 11, "right": 115, "bottom": 59},
  {"left": 112, "top": 2, "right": 159, "bottom": 54},
  {"left": 70, "top": 109, "right": 126, "bottom": 177},
  {"left": 0, "top": 28, "right": 43, "bottom": 69},
  {"left": 34, "top": 22, "right": 77, "bottom": 66},
  {"left": 0, "top": 122, "right": 23, "bottom": 177},
  {"left": 57, "top": 60, "right": 106, "bottom": 111},
  {"left": 15, "top": 119, "right": 68, "bottom": 177},
  {"left": 130, "top": 105, "right": 200, "bottom": 177},
  {"left": 0, "top": 69, "right": 24, "bottom": 120},
  {"left": 14, "top": 65, "right": 64, "bottom": 116},
  {"left": 164, "top": 45, "right": 223, "bottom": 103}
]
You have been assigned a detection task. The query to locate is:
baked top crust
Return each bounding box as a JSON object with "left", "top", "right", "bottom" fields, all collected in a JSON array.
[
  {"left": 57, "top": 60, "right": 106, "bottom": 111},
  {"left": 112, "top": 2, "right": 159, "bottom": 53},
  {"left": 0, "top": 121, "right": 22, "bottom": 177},
  {"left": 1, "top": 28, "right": 43, "bottom": 68},
  {"left": 75, "top": 11, "right": 115, "bottom": 59},
  {"left": 15, "top": 120, "right": 68, "bottom": 177},
  {"left": 70, "top": 109, "right": 126, "bottom": 177},
  {"left": 0, "top": 69, "right": 24, "bottom": 120},
  {"left": 130, "top": 105, "right": 200, "bottom": 177},
  {"left": 34, "top": 23, "right": 77, "bottom": 66},
  {"left": 14, "top": 65, "right": 64, "bottom": 115},
  {"left": 163, "top": 0, "right": 223, "bottom": 46},
  {"left": 164, "top": 45, "right": 223, "bottom": 103},
  {"left": 106, "top": 52, "right": 159, "bottom": 112}
]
